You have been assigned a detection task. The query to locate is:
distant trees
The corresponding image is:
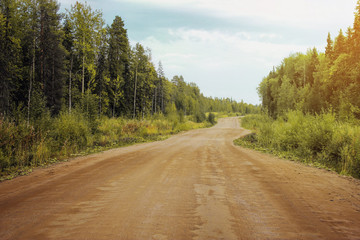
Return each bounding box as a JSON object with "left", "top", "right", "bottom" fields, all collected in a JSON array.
[{"left": 258, "top": 0, "right": 360, "bottom": 120}]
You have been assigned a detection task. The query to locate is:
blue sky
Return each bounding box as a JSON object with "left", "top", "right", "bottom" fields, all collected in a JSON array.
[{"left": 58, "top": 0, "right": 356, "bottom": 104}]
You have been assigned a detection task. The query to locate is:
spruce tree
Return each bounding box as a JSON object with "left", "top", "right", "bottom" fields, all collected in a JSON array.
[
  {"left": 333, "top": 29, "right": 346, "bottom": 60},
  {"left": 108, "top": 16, "right": 130, "bottom": 116},
  {"left": 325, "top": 32, "right": 334, "bottom": 61},
  {"left": 0, "top": 0, "right": 21, "bottom": 116},
  {"left": 38, "top": 0, "right": 65, "bottom": 115}
]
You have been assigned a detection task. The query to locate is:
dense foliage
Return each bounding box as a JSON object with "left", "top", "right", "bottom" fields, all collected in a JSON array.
[
  {"left": 259, "top": 1, "right": 360, "bottom": 120},
  {"left": 237, "top": 112, "right": 360, "bottom": 178},
  {"left": 0, "top": 0, "right": 258, "bottom": 178},
  {"left": 0, "top": 111, "right": 213, "bottom": 180},
  {"left": 237, "top": 1, "right": 360, "bottom": 179},
  {"left": 0, "top": 0, "right": 258, "bottom": 122}
]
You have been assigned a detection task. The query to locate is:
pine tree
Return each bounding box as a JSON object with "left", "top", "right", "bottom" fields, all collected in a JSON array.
[
  {"left": 108, "top": 16, "right": 130, "bottom": 116},
  {"left": 0, "top": 0, "right": 21, "bottom": 115},
  {"left": 352, "top": 0, "right": 360, "bottom": 59},
  {"left": 62, "top": 17, "right": 74, "bottom": 113},
  {"left": 333, "top": 29, "right": 346, "bottom": 60},
  {"left": 345, "top": 27, "right": 353, "bottom": 54},
  {"left": 38, "top": 0, "right": 65, "bottom": 115},
  {"left": 95, "top": 30, "right": 109, "bottom": 116},
  {"left": 307, "top": 48, "right": 319, "bottom": 86},
  {"left": 325, "top": 32, "right": 334, "bottom": 61},
  {"left": 131, "top": 43, "right": 154, "bottom": 118},
  {"left": 67, "top": 1, "right": 104, "bottom": 95},
  {"left": 17, "top": 0, "right": 42, "bottom": 123},
  {"left": 157, "top": 61, "right": 165, "bottom": 113}
]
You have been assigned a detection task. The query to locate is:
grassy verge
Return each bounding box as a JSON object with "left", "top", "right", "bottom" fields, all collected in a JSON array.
[
  {"left": 234, "top": 111, "right": 360, "bottom": 179},
  {"left": 0, "top": 112, "right": 213, "bottom": 181}
]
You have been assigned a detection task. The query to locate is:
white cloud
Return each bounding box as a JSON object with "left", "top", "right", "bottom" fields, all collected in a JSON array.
[
  {"left": 118, "top": 0, "right": 355, "bottom": 29},
  {"left": 151, "top": 28, "right": 309, "bottom": 65},
  {"left": 137, "top": 28, "right": 312, "bottom": 103},
  {"left": 59, "top": 0, "right": 357, "bottom": 104}
]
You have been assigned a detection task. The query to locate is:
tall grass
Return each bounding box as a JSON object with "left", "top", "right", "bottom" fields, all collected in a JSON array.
[
  {"left": 236, "top": 111, "right": 360, "bottom": 178},
  {"left": 0, "top": 111, "right": 214, "bottom": 180}
]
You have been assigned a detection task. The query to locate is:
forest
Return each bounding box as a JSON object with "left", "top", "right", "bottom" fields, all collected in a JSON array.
[
  {"left": 0, "top": 0, "right": 258, "bottom": 178},
  {"left": 237, "top": 1, "right": 360, "bottom": 178}
]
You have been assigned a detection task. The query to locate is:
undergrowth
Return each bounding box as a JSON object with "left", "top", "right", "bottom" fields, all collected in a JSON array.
[
  {"left": 0, "top": 111, "right": 214, "bottom": 181},
  {"left": 235, "top": 111, "right": 360, "bottom": 179}
]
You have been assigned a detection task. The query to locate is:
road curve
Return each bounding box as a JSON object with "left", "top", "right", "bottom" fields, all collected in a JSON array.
[{"left": 0, "top": 117, "right": 360, "bottom": 240}]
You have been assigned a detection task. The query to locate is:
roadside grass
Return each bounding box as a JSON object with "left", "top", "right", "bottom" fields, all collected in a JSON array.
[
  {"left": 234, "top": 111, "right": 360, "bottom": 179},
  {"left": 0, "top": 112, "right": 215, "bottom": 181}
]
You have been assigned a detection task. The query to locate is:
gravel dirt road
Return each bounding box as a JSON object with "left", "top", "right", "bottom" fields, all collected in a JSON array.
[{"left": 1, "top": 117, "right": 360, "bottom": 240}]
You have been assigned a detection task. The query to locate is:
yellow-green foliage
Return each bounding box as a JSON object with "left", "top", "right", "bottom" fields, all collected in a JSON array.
[
  {"left": 96, "top": 117, "right": 124, "bottom": 146},
  {"left": 51, "top": 111, "right": 91, "bottom": 153},
  {"left": 0, "top": 119, "right": 36, "bottom": 170},
  {"left": 1, "top": 111, "right": 215, "bottom": 179},
  {"left": 213, "top": 112, "right": 236, "bottom": 119},
  {"left": 238, "top": 111, "right": 360, "bottom": 178}
]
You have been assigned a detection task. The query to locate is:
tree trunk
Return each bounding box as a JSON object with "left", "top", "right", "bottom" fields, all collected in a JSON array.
[
  {"left": 82, "top": 54, "right": 85, "bottom": 94},
  {"left": 133, "top": 66, "right": 137, "bottom": 119},
  {"left": 27, "top": 37, "right": 36, "bottom": 125},
  {"left": 52, "top": 56, "right": 55, "bottom": 109},
  {"left": 27, "top": 65, "right": 33, "bottom": 125},
  {"left": 161, "top": 80, "right": 164, "bottom": 112},
  {"left": 82, "top": 34, "right": 85, "bottom": 95},
  {"left": 113, "top": 86, "right": 117, "bottom": 118},
  {"left": 69, "top": 55, "right": 73, "bottom": 113},
  {"left": 151, "top": 90, "right": 154, "bottom": 116},
  {"left": 99, "top": 79, "right": 102, "bottom": 117},
  {"left": 154, "top": 86, "right": 157, "bottom": 114},
  {"left": 40, "top": 7, "right": 44, "bottom": 88}
]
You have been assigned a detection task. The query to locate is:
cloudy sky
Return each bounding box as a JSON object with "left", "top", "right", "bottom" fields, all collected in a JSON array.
[{"left": 58, "top": 0, "right": 356, "bottom": 104}]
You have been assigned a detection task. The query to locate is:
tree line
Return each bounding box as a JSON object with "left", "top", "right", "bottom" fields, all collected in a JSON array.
[
  {"left": 0, "top": 0, "right": 257, "bottom": 124},
  {"left": 259, "top": 0, "right": 360, "bottom": 121},
  {"left": 242, "top": 1, "right": 360, "bottom": 178}
]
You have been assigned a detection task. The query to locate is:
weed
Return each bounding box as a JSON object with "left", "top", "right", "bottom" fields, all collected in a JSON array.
[{"left": 236, "top": 111, "right": 360, "bottom": 179}]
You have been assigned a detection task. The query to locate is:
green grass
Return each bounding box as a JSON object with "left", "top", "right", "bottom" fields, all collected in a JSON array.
[
  {"left": 0, "top": 112, "right": 215, "bottom": 181},
  {"left": 235, "top": 111, "right": 360, "bottom": 179}
]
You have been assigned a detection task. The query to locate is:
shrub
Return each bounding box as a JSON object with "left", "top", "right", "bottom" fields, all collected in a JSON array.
[
  {"left": 96, "top": 117, "right": 124, "bottom": 145},
  {"left": 207, "top": 112, "right": 216, "bottom": 125},
  {"left": 0, "top": 118, "right": 38, "bottom": 171},
  {"left": 238, "top": 111, "right": 360, "bottom": 178},
  {"left": 50, "top": 110, "right": 91, "bottom": 153},
  {"left": 1, "top": 110, "right": 213, "bottom": 179},
  {"left": 122, "top": 120, "right": 144, "bottom": 136},
  {"left": 194, "top": 110, "right": 206, "bottom": 123}
]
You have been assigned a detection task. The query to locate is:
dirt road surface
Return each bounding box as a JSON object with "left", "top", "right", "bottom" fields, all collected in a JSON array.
[{"left": 1, "top": 117, "right": 360, "bottom": 240}]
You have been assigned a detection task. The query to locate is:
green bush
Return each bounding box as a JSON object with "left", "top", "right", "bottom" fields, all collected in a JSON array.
[
  {"left": 95, "top": 117, "right": 124, "bottom": 146},
  {"left": 50, "top": 110, "right": 91, "bottom": 153},
  {"left": 1, "top": 110, "right": 214, "bottom": 180},
  {"left": 207, "top": 112, "right": 216, "bottom": 125},
  {"left": 238, "top": 111, "right": 360, "bottom": 178},
  {"left": 0, "top": 118, "right": 41, "bottom": 171},
  {"left": 194, "top": 110, "right": 206, "bottom": 123}
]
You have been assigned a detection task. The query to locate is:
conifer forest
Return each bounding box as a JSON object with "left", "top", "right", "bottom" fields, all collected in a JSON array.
[{"left": 0, "top": 0, "right": 258, "bottom": 177}]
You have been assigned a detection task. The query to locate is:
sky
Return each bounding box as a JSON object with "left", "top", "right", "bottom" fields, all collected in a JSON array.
[{"left": 58, "top": 0, "right": 357, "bottom": 104}]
